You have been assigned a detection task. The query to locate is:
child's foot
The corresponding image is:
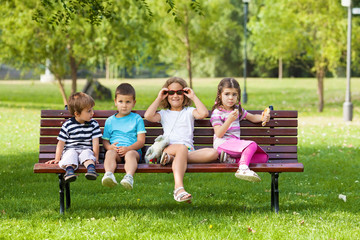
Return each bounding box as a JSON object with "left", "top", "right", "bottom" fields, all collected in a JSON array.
[
  {"left": 64, "top": 166, "right": 77, "bottom": 183},
  {"left": 160, "top": 152, "right": 174, "bottom": 166},
  {"left": 173, "top": 187, "right": 192, "bottom": 203},
  {"left": 85, "top": 165, "right": 98, "bottom": 180},
  {"left": 102, "top": 172, "right": 118, "bottom": 187},
  {"left": 120, "top": 174, "right": 134, "bottom": 190},
  {"left": 235, "top": 165, "right": 261, "bottom": 182}
]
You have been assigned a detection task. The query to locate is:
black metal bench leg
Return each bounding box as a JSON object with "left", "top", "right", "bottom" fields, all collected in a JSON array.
[
  {"left": 58, "top": 174, "right": 65, "bottom": 214},
  {"left": 65, "top": 182, "right": 71, "bottom": 209},
  {"left": 271, "top": 173, "right": 280, "bottom": 214}
]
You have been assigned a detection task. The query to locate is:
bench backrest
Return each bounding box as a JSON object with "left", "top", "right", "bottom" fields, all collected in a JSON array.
[{"left": 39, "top": 110, "right": 298, "bottom": 164}]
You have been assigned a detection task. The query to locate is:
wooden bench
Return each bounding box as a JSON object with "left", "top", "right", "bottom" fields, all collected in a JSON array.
[{"left": 34, "top": 108, "right": 304, "bottom": 214}]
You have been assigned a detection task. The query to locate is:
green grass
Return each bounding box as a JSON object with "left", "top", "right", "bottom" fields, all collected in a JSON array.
[{"left": 0, "top": 78, "right": 359, "bottom": 239}]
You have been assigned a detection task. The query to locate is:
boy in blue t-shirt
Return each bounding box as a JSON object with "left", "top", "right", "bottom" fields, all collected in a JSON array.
[{"left": 101, "top": 83, "right": 146, "bottom": 189}]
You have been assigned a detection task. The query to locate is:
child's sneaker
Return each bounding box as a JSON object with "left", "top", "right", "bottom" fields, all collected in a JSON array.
[
  {"left": 102, "top": 172, "right": 118, "bottom": 187},
  {"left": 64, "top": 166, "right": 77, "bottom": 183},
  {"left": 85, "top": 165, "right": 98, "bottom": 180},
  {"left": 235, "top": 165, "right": 261, "bottom": 182},
  {"left": 120, "top": 174, "right": 134, "bottom": 190}
]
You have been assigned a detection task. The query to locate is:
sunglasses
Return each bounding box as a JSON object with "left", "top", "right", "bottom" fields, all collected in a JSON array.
[{"left": 165, "top": 90, "right": 188, "bottom": 95}]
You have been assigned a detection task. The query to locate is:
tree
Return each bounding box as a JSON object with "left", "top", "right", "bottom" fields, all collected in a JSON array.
[
  {"left": 0, "top": 0, "right": 159, "bottom": 104},
  {"left": 248, "top": 0, "right": 347, "bottom": 112},
  {"left": 150, "top": 0, "right": 240, "bottom": 88}
]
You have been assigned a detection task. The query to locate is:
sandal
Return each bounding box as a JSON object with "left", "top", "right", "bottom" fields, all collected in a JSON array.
[
  {"left": 160, "top": 152, "right": 173, "bottom": 166},
  {"left": 173, "top": 187, "right": 192, "bottom": 203}
]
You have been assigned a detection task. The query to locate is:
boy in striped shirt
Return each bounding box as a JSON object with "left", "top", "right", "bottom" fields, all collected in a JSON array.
[{"left": 45, "top": 92, "right": 102, "bottom": 183}]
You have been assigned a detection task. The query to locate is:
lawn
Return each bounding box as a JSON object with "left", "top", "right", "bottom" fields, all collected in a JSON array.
[{"left": 0, "top": 78, "right": 359, "bottom": 239}]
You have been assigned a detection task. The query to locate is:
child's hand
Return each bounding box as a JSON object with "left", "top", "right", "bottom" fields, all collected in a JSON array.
[
  {"left": 117, "top": 146, "right": 129, "bottom": 157},
  {"left": 183, "top": 87, "right": 195, "bottom": 100},
  {"left": 261, "top": 108, "right": 271, "bottom": 126},
  {"left": 228, "top": 109, "right": 239, "bottom": 123},
  {"left": 158, "top": 88, "right": 169, "bottom": 101},
  {"left": 109, "top": 142, "right": 119, "bottom": 151},
  {"left": 45, "top": 159, "right": 60, "bottom": 164}
]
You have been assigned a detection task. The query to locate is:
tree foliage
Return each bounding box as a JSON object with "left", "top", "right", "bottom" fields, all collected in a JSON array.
[{"left": 248, "top": 0, "right": 348, "bottom": 111}]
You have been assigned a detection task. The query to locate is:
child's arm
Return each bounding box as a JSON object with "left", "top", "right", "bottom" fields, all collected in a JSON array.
[
  {"left": 103, "top": 139, "right": 119, "bottom": 151},
  {"left": 213, "top": 109, "right": 239, "bottom": 138},
  {"left": 45, "top": 140, "right": 65, "bottom": 164},
  {"left": 184, "top": 88, "right": 208, "bottom": 119},
  {"left": 117, "top": 133, "right": 146, "bottom": 157},
  {"left": 144, "top": 88, "right": 168, "bottom": 122},
  {"left": 245, "top": 109, "right": 270, "bottom": 124},
  {"left": 92, "top": 137, "right": 100, "bottom": 164}
]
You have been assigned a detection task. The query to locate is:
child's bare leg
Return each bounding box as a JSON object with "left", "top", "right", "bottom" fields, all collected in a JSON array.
[
  {"left": 123, "top": 150, "right": 139, "bottom": 176},
  {"left": 83, "top": 159, "right": 95, "bottom": 168},
  {"left": 164, "top": 144, "right": 188, "bottom": 188},
  {"left": 163, "top": 144, "right": 191, "bottom": 201},
  {"left": 104, "top": 150, "right": 120, "bottom": 173},
  {"left": 102, "top": 150, "right": 120, "bottom": 187},
  {"left": 188, "top": 148, "right": 218, "bottom": 163},
  {"left": 120, "top": 150, "right": 139, "bottom": 190}
]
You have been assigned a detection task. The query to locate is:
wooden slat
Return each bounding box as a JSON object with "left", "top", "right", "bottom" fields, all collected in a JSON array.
[
  {"left": 40, "top": 119, "right": 298, "bottom": 128},
  {"left": 39, "top": 145, "right": 298, "bottom": 154},
  {"left": 34, "top": 162, "right": 304, "bottom": 173},
  {"left": 38, "top": 152, "right": 297, "bottom": 163},
  {"left": 39, "top": 128, "right": 297, "bottom": 137},
  {"left": 40, "top": 136, "right": 298, "bottom": 145},
  {"left": 41, "top": 110, "right": 298, "bottom": 119}
]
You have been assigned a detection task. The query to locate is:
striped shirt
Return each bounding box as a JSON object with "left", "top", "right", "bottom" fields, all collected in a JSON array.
[
  {"left": 57, "top": 117, "right": 102, "bottom": 150},
  {"left": 210, "top": 108, "right": 248, "bottom": 140}
]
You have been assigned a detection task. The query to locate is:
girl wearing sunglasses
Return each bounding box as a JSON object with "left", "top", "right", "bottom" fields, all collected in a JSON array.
[{"left": 145, "top": 77, "right": 218, "bottom": 203}]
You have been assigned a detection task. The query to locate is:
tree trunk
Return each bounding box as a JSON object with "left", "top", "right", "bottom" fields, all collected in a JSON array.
[
  {"left": 184, "top": 9, "right": 193, "bottom": 88},
  {"left": 56, "top": 77, "right": 68, "bottom": 106},
  {"left": 69, "top": 55, "right": 77, "bottom": 95},
  {"left": 67, "top": 42, "right": 77, "bottom": 95},
  {"left": 106, "top": 57, "right": 110, "bottom": 81},
  {"left": 316, "top": 67, "right": 325, "bottom": 112},
  {"left": 278, "top": 57, "right": 283, "bottom": 80}
]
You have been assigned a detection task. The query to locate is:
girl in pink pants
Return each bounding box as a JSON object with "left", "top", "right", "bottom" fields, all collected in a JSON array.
[{"left": 210, "top": 78, "right": 270, "bottom": 182}]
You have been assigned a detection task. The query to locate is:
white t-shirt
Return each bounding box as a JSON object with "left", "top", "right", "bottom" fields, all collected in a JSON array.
[{"left": 158, "top": 107, "right": 195, "bottom": 148}]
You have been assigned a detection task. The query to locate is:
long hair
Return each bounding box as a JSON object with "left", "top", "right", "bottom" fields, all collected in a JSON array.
[
  {"left": 212, "top": 78, "right": 242, "bottom": 115},
  {"left": 159, "top": 77, "right": 192, "bottom": 109}
]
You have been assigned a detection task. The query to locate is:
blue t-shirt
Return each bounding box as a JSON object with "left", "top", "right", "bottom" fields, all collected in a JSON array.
[{"left": 102, "top": 112, "right": 146, "bottom": 151}]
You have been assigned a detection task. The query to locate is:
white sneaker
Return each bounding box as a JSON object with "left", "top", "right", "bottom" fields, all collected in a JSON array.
[
  {"left": 120, "top": 174, "right": 134, "bottom": 190},
  {"left": 102, "top": 172, "right": 118, "bottom": 187},
  {"left": 235, "top": 165, "right": 261, "bottom": 182}
]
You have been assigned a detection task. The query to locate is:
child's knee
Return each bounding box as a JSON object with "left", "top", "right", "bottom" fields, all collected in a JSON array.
[
  {"left": 210, "top": 148, "right": 219, "bottom": 159},
  {"left": 105, "top": 149, "right": 117, "bottom": 156},
  {"left": 124, "top": 150, "right": 139, "bottom": 161}
]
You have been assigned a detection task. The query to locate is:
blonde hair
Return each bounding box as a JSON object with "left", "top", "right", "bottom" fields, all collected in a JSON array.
[
  {"left": 212, "top": 78, "right": 242, "bottom": 115},
  {"left": 160, "top": 77, "right": 192, "bottom": 109},
  {"left": 68, "top": 92, "right": 95, "bottom": 116}
]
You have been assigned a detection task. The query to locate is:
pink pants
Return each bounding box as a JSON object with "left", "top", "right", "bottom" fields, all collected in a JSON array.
[{"left": 217, "top": 138, "right": 268, "bottom": 166}]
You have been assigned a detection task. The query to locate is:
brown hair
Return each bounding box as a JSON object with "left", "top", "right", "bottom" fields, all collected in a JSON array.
[
  {"left": 212, "top": 78, "right": 242, "bottom": 115},
  {"left": 115, "top": 83, "right": 136, "bottom": 100},
  {"left": 68, "top": 92, "right": 95, "bottom": 116},
  {"left": 160, "top": 77, "right": 192, "bottom": 109}
]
